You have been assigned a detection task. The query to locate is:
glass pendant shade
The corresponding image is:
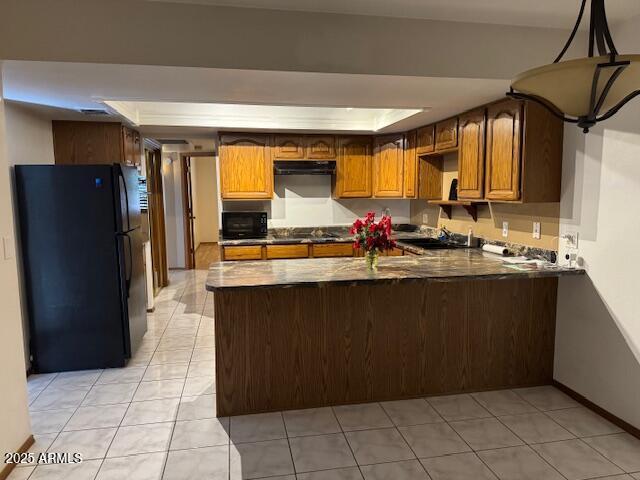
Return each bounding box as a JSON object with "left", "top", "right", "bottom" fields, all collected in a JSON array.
[
  {"left": 512, "top": 55, "right": 640, "bottom": 118},
  {"left": 508, "top": 0, "right": 640, "bottom": 132}
]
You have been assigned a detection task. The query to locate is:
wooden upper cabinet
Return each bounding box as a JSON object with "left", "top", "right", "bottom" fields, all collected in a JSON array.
[
  {"left": 273, "top": 135, "right": 304, "bottom": 160},
  {"left": 485, "top": 100, "right": 522, "bottom": 201},
  {"left": 52, "top": 121, "right": 139, "bottom": 166},
  {"left": 219, "top": 134, "right": 273, "bottom": 199},
  {"left": 457, "top": 109, "right": 486, "bottom": 200},
  {"left": 335, "top": 136, "right": 372, "bottom": 198},
  {"left": 373, "top": 134, "right": 404, "bottom": 198},
  {"left": 122, "top": 127, "right": 141, "bottom": 166},
  {"left": 403, "top": 130, "right": 418, "bottom": 198},
  {"left": 306, "top": 136, "right": 336, "bottom": 159},
  {"left": 435, "top": 118, "right": 458, "bottom": 151},
  {"left": 416, "top": 125, "right": 435, "bottom": 155}
]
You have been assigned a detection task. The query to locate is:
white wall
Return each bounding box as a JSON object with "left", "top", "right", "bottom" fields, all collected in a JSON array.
[
  {"left": 191, "top": 156, "right": 219, "bottom": 244},
  {"left": 161, "top": 152, "right": 185, "bottom": 269},
  {"left": 223, "top": 175, "right": 411, "bottom": 229},
  {"left": 554, "top": 14, "right": 640, "bottom": 429},
  {"left": 0, "top": 62, "right": 33, "bottom": 465},
  {"left": 3, "top": 101, "right": 55, "bottom": 367}
]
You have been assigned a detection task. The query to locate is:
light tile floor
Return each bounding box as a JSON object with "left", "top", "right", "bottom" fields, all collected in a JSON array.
[{"left": 12, "top": 270, "right": 640, "bottom": 480}]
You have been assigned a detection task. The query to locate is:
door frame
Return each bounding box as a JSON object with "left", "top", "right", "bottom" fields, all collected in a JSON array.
[
  {"left": 144, "top": 145, "right": 169, "bottom": 291},
  {"left": 180, "top": 151, "right": 216, "bottom": 270}
]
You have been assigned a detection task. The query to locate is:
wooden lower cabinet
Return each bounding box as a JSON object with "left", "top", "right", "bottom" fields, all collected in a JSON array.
[
  {"left": 223, "top": 242, "right": 359, "bottom": 261},
  {"left": 222, "top": 246, "right": 263, "bottom": 261},
  {"left": 266, "top": 244, "right": 309, "bottom": 259},
  {"left": 311, "top": 243, "right": 354, "bottom": 258},
  {"left": 383, "top": 247, "right": 404, "bottom": 256}
]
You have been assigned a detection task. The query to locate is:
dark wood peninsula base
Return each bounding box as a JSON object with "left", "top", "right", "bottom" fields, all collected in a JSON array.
[{"left": 213, "top": 277, "right": 558, "bottom": 417}]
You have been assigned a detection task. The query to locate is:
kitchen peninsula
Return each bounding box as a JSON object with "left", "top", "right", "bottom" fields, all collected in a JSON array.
[{"left": 207, "top": 251, "right": 583, "bottom": 416}]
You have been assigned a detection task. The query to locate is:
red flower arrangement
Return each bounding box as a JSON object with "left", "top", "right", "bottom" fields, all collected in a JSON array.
[{"left": 351, "top": 211, "right": 396, "bottom": 256}]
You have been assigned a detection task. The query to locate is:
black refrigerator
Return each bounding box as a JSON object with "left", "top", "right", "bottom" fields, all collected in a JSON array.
[{"left": 15, "top": 164, "right": 147, "bottom": 373}]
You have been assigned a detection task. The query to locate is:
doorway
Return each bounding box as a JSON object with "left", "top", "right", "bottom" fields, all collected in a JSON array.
[{"left": 180, "top": 152, "right": 219, "bottom": 269}]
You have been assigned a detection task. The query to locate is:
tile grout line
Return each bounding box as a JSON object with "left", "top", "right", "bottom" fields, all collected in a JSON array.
[
  {"left": 94, "top": 294, "right": 179, "bottom": 480},
  {"left": 375, "top": 401, "right": 429, "bottom": 474},
  {"left": 280, "top": 411, "right": 298, "bottom": 478}
]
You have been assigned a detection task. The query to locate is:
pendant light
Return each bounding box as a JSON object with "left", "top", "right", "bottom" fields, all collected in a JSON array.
[{"left": 507, "top": 0, "right": 640, "bottom": 132}]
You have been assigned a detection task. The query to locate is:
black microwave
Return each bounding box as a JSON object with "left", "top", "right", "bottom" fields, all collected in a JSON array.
[{"left": 222, "top": 211, "right": 268, "bottom": 239}]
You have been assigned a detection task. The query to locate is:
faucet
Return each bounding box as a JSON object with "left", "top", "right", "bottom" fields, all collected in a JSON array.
[{"left": 438, "top": 226, "right": 452, "bottom": 242}]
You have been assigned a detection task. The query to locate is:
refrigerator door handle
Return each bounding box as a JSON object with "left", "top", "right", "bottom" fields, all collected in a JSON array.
[
  {"left": 116, "top": 232, "right": 133, "bottom": 297},
  {"left": 116, "top": 165, "right": 131, "bottom": 231}
]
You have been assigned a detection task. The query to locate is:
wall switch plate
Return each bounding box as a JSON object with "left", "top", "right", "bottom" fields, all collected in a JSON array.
[
  {"left": 533, "top": 222, "right": 541, "bottom": 239},
  {"left": 2, "top": 236, "right": 15, "bottom": 260},
  {"left": 422, "top": 213, "right": 429, "bottom": 224},
  {"left": 502, "top": 221, "right": 509, "bottom": 238}
]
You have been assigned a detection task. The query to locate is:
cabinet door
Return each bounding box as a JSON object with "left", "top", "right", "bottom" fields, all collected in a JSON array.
[
  {"left": 403, "top": 130, "right": 418, "bottom": 198},
  {"left": 435, "top": 118, "right": 458, "bottom": 151},
  {"left": 52, "top": 121, "right": 123, "bottom": 165},
  {"left": 122, "top": 127, "right": 135, "bottom": 166},
  {"left": 373, "top": 134, "right": 404, "bottom": 198},
  {"left": 219, "top": 135, "right": 273, "bottom": 199},
  {"left": 266, "top": 244, "right": 309, "bottom": 259},
  {"left": 273, "top": 135, "right": 304, "bottom": 160},
  {"left": 306, "top": 135, "right": 336, "bottom": 159},
  {"left": 223, "top": 246, "right": 263, "bottom": 261},
  {"left": 335, "top": 136, "right": 372, "bottom": 198},
  {"left": 416, "top": 125, "right": 435, "bottom": 154},
  {"left": 485, "top": 100, "right": 522, "bottom": 201},
  {"left": 457, "top": 109, "right": 486, "bottom": 199},
  {"left": 132, "top": 130, "right": 141, "bottom": 166},
  {"left": 311, "top": 243, "right": 354, "bottom": 258}
]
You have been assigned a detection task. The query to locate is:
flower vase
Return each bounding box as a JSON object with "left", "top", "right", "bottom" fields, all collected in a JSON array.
[{"left": 365, "top": 250, "right": 379, "bottom": 271}]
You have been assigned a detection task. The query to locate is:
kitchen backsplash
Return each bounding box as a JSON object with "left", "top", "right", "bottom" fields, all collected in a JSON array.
[{"left": 222, "top": 175, "right": 411, "bottom": 228}]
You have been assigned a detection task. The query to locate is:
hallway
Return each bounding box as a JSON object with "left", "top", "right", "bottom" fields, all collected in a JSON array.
[{"left": 194, "top": 244, "right": 221, "bottom": 270}]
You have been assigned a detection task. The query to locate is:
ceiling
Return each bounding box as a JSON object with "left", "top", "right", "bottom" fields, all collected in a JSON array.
[
  {"left": 147, "top": 0, "right": 640, "bottom": 29},
  {"left": 2, "top": 62, "right": 508, "bottom": 136},
  {"left": 106, "top": 101, "right": 423, "bottom": 132}
]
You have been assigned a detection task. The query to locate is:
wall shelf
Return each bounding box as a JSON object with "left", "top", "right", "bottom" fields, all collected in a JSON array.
[{"left": 428, "top": 200, "right": 487, "bottom": 222}]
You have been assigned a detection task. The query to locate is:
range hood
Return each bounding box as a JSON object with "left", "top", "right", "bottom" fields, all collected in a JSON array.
[{"left": 274, "top": 160, "right": 336, "bottom": 175}]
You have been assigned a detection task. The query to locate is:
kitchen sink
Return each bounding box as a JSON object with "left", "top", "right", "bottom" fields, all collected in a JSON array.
[{"left": 397, "top": 238, "right": 466, "bottom": 250}]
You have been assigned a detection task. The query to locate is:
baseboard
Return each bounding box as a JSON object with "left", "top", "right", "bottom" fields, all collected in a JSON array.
[
  {"left": 0, "top": 435, "right": 35, "bottom": 480},
  {"left": 552, "top": 380, "right": 640, "bottom": 439}
]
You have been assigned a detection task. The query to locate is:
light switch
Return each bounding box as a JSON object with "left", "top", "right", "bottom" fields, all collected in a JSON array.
[
  {"left": 533, "top": 222, "right": 541, "bottom": 239},
  {"left": 422, "top": 213, "right": 429, "bottom": 224},
  {"left": 502, "top": 221, "right": 509, "bottom": 238},
  {"left": 3, "top": 236, "right": 15, "bottom": 260}
]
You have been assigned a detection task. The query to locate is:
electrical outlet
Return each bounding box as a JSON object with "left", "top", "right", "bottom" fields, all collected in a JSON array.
[
  {"left": 502, "top": 221, "right": 509, "bottom": 238},
  {"left": 422, "top": 213, "right": 429, "bottom": 224},
  {"left": 533, "top": 222, "right": 541, "bottom": 239},
  {"left": 564, "top": 231, "right": 579, "bottom": 249}
]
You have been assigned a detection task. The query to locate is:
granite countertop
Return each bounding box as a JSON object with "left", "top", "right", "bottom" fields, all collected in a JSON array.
[
  {"left": 219, "top": 225, "right": 425, "bottom": 246},
  {"left": 206, "top": 248, "right": 584, "bottom": 291}
]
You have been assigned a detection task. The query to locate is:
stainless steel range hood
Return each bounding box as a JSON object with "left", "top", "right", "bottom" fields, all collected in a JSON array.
[{"left": 274, "top": 160, "right": 336, "bottom": 175}]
